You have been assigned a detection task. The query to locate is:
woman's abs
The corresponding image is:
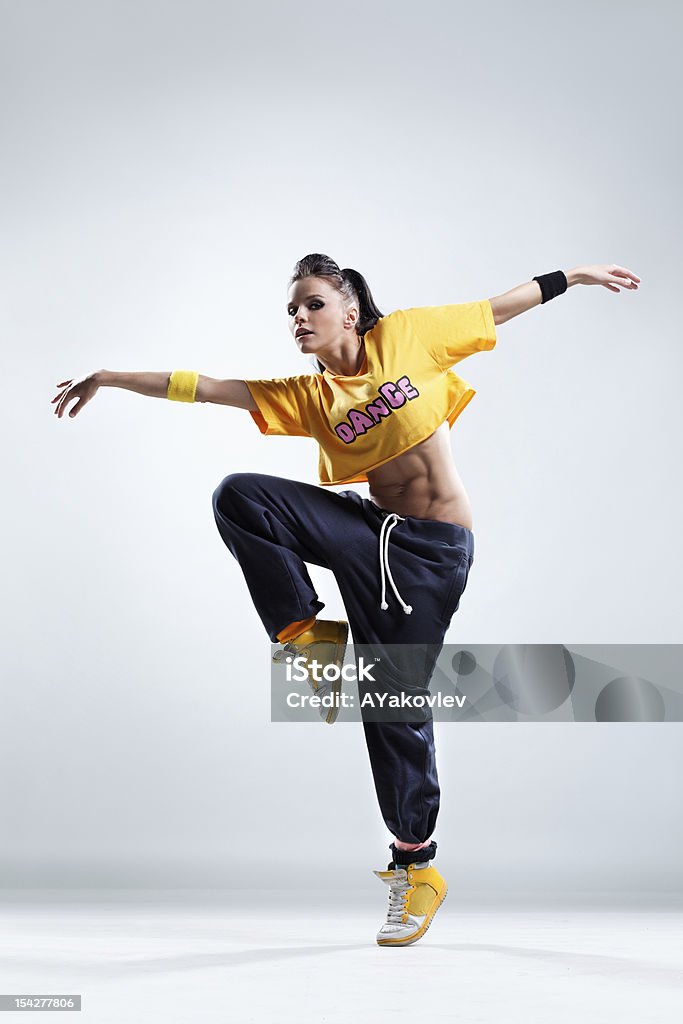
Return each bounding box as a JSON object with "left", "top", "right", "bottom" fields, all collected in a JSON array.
[{"left": 365, "top": 423, "right": 473, "bottom": 529}]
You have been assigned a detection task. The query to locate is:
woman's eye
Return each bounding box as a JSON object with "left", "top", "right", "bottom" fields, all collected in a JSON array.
[{"left": 288, "top": 302, "right": 323, "bottom": 315}]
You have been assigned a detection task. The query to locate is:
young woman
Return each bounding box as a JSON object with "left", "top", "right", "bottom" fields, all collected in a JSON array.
[{"left": 52, "top": 253, "right": 640, "bottom": 947}]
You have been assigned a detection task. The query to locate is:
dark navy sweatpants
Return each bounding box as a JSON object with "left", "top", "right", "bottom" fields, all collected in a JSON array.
[{"left": 211, "top": 472, "right": 474, "bottom": 849}]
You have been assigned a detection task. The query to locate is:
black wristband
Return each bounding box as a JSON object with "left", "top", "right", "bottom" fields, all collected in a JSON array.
[{"left": 532, "top": 270, "right": 568, "bottom": 303}]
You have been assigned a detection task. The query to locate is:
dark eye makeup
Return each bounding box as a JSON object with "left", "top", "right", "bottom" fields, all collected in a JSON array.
[{"left": 287, "top": 301, "right": 323, "bottom": 316}]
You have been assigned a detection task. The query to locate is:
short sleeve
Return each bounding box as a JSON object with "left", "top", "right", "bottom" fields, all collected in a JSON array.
[
  {"left": 400, "top": 299, "right": 497, "bottom": 371},
  {"left": 244, "top": 375, "right": 316, "bottom": 438}
]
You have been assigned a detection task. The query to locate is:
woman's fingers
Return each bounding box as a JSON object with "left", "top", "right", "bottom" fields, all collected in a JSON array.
[
  {"left": 55, "top": 393, "right": 73, "bottom": 417},
  {"left": 601, "top": 265, "right": 640, "bottom": 291},
  {"left": 52, "top": 390, "right": 69, "bottom": 413},
  {"left": 52, "top": 381, "right": 71, "bottom": 411},
  {"left": 608, "top": 265, "right": 640, "bottom": 289},
  {"left": 609, "top": 277, "right": 638, "bottom": 289},
  {"left": 584, "top": 265, "right": 641, "bottom": 291},
  {"left": 611, "top": 274, "right": 639, "bottom": 287},
  {"left": 610, "top": 265, "right": 641, "bottom": 282},
  {"left": 53, "top": 378, "right": 96, "bottom": 418},
  {"left": 52, "top": 379, "right": 78, "bottom": 416}
]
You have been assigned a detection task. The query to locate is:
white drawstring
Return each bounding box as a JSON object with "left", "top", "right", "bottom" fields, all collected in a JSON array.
[{"left": 379, "top": 513, "right": 413, "bottom": 614}]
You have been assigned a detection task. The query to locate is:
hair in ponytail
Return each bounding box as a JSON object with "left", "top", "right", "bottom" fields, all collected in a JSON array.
[{"left": 288, "top": 253, "right": 384, "bottom": 372}]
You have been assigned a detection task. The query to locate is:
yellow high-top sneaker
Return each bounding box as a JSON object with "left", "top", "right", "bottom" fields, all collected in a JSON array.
[
  {"left": 272, "top": 619, "right": 349, "bottom": 725},
  {"left": 373, "top": 860, "right": 448, "bottom": 946}
]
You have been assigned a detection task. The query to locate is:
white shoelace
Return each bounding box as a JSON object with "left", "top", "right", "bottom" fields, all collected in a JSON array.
[
  {"left": 379, "top": 513, "right": 413, "bottom": 614},
  {"left": 384, "top": 870, "right": 411, "bottom": 924}
]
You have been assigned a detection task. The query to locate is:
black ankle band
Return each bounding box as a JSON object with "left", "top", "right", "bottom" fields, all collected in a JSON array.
[{"left": 390, "top": 840, "right": 437, "bottom": 866}]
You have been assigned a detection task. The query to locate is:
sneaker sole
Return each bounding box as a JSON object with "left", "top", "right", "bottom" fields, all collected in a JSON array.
[
  {"left": 376, "top": 885, "right": 448, "bottom": 947},
  {"left": 323, "top": 621, "right": 349, "bottom": 725}
]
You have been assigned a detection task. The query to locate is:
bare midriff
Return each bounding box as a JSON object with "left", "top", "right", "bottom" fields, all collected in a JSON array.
[{"left": 365, "top": 421, "right": 473, "bottom": 530}]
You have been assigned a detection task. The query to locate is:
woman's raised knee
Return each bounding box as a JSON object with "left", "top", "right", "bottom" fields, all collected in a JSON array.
[{"left": 211, "top": 472, "right": 260, "bottom": 513}]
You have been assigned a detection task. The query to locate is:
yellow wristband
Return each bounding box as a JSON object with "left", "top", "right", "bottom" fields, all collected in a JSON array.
[{"left": 168, "top": 369, "right": 199, "bottom": 403}]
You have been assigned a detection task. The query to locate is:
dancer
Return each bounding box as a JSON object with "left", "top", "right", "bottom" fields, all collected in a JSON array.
[{"left": 52, "top": 254, "right": 640, "bottom": 946}]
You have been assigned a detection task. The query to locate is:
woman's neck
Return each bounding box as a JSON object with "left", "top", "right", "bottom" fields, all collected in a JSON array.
[{"left": 321, "top": 337, "right": 366, "bottom": 377}]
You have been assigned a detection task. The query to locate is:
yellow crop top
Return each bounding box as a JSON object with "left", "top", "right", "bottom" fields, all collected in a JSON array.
[{"left": 245, "top": 299, "right": 496, "bottom": 486}]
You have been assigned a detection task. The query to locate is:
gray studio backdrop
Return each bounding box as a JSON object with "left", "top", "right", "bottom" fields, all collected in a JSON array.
[{"left": 2, "top": 0, "right": 682, "bottom": 892}]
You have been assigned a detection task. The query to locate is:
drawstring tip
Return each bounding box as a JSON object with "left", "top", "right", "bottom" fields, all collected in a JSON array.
[
  {"left": 403, "top": 605, "right": 413, "bottom": 614},
  {"left": 380, "top": 601, "right": 389, "bottom": 610}
]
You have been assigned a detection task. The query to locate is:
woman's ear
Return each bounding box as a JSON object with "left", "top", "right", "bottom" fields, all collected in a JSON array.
[{"left": 344, "top": 306, "right": 359, "bottom": 331}]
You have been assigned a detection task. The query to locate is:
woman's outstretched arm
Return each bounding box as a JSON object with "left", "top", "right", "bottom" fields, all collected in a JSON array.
[
  {"left": 489, "top": 264, "right": 641, "bottom": 326},
  {"left": 51, "top": 370, "right": 257, "bottom": 419}
]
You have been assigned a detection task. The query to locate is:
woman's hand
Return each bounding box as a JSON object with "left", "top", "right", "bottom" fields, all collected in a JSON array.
[
  {"left": 574, "top": 264, "right": 641, "bottom": 292},
  {"left": 51, "top": 372, "right": 101, "bottom": 419}
]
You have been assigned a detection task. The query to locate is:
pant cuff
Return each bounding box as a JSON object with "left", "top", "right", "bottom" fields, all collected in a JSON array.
[{"left": 390, "top": 840, "right": 437, "bottom": 866}]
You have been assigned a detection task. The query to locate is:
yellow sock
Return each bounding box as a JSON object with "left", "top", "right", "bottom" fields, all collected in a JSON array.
[{"left": 276, "top": 615, "right": 317, "bottom": 644}]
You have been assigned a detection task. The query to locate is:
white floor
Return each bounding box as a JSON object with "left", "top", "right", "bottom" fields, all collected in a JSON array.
[{"left": 1, "top": 891, "right": 682, "bottom": 1023}]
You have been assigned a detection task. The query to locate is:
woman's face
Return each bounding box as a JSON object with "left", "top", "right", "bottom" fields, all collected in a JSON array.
[{"left": 286, "top": 277, "right": 357, "bottom": 357}]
